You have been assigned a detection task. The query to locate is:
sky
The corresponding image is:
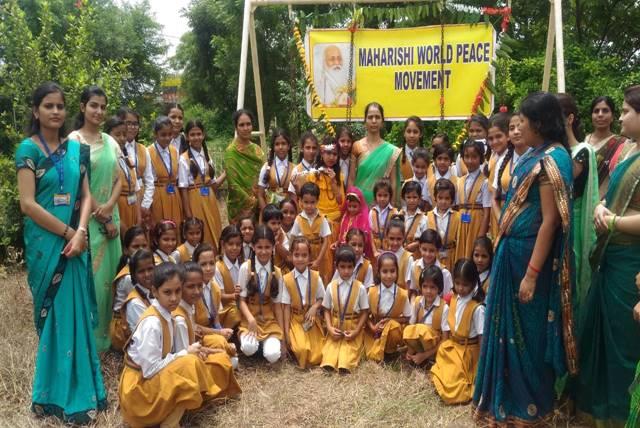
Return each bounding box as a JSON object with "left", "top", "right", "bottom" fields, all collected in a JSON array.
[{"left": 129, "top": 0, "right": 192, "bottom": 60}]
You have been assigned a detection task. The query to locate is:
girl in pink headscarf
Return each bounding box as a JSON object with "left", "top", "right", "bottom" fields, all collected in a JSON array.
[{"left": 334, "top": 186, "right": 375, "bottom": 259}]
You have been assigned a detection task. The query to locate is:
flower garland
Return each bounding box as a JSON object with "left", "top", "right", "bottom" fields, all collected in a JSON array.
[{"left": 293, "top": 22, "right": 336, "bottom": 137}]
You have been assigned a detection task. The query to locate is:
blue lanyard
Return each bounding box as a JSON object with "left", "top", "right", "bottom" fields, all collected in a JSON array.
[
  {"left": 377, "top": 284, "right": 397, "bottom": 318},
  {"left": 337, "top": 281, "right": 354, "bottom": 326},
  {"left": 275, "top": 158, "right": 289, "bottom": 187},
  {"left": 39, "top": 133, "right": 64, "bottom": 192},
  {"left": 464, "top": 172, "right": 481, "bottom": 207},
  {"left": 434, "top": 210, "right": 451, "bottom": 247},
  {"left": 420, "top": 298, "right": 437, "bottom": 323},
  {"left": 119, "top": 158, "right": 132, "bottom": 191},
  {"left": 256, "top": 267, "right": 269, "bottom": 306},
  {"left": 294, "top": 269, "right": 312, "bottom": 310},
  {"left": 190, "top": 148, "right": 208, "bottom": 183},
  {"left": 154, "top": 143, "right": 173, "bottom": 178}
]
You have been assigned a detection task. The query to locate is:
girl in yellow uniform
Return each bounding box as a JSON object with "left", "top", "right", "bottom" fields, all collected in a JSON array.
[
  {"left": 455, "top": 114, "right": 489, "bottom": 177},
  {"left": 337, "top": 126, "right": 355, "bottom": 191},
  {"left": 370, "top": 179, "right": 399, "bottom": 256},
  {"left": 401, "top": 181, "right": 427, "bottom": 257},
  {"left": 321, "top": 245, "right": 369, "bottom": 373},
  {"left": 262, "top": 204, "right": 291, "bottom": 274},
  {"left": 282, "top": 237, "right": 325, "bottom": 368},
  {"left": 238, "top": 225, "right": 285, "bottom": 363},
  {"left": 486, "top": 113, "right": 510, "bottom": 239},
  {"left": 430, "top": 259, "right": 486, "bottom": 404},
  {"left": 178, "top": 120, "right": 225, "bottom": 248},
  {"left": 407, "top": 147, "right": 432, "bottom": 211},
  {"left": 174, "top": 262, "right": 241, "bottom": 398},
  {"left": 331, "top": 228, "right": 375, "bottom": 289},
  {"left": 403, "top": 265, "right": 450, "bottom": 366},
  {"left": 110, "top": 249, "right": 155, "bottom": 351},
  {"left": 279, "top": 198, "right": 297, "bottom": 234},
  {"left": 364, "top": 252, "right": 412, "bottom": 362},
  {"left": 288, "top": 131, "right": 319, "bottom": 197},
  {"left": 384, "top": 217, "right": 412, "bottom": 290},
  {"left": 153, "top": 221, "right": 179, "bottom": 264},
  {"left": 406, "top": 230, "right": 454, "bottom": 300},
  {"left": 212, "top": 225, "right": 243, "bottom": 329},
  {"left": 427, "top": 143, "right": 459, "bottom": 204},
  {"left": 119, "top": 262, "right": 224, "bottom": 427},
  {"left": 173, "top": 217, "right": 203, "bottom": 263},
  {"left": 426, "top": 179, "right": 460, "bottom": 272},
  {"left": 455, "top": 140, "right": 491, "bottom": 260},
  {"left": 258, "top": 129, "right": 294, "bottom": 210},
  {"left": 148, "top": 116, "right": 182, "bottom": 235},
  {"left": 472, "top": 237, "right": 493, "bottom": 295},
  {"left": 399, "top": 116, "right": 424, "bottom": 181},
  {"left": 112, "top": 227, "right": 148, "bottom": 323}
]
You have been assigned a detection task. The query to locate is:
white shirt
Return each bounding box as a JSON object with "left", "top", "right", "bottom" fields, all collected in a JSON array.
[
  {"left": 258, "top": 157, "right": 290, "bottom": 189},
  {"left": 454, "top": 291, "right": 485, "bottom": 338},
  {"left": 406, "top": 257, "right": 453, "bottom": 296},
  {"left": 214, "top": 255, "right": 241, "bottom": 292},
  {"left": 433, "top": 208, "right": 453, "bottom": 252},
  {"left": 155, "top": 249, "right": 176, "bottom": 263},
  {"left": 375, "top": 283, "right": 412, "bottom": 318},
  {"left": 322, "top": 279, "right": 369, "bottom": 313},
  {"left": 458, "top": 169, "right": 492, "bottom": 208},
  {"left": 280, "top": 268, "right": 325, "bottom": 305},
  {"left": 202, "top": 280, "right": 224, "bottom": 319},
  {"left": 174, "top": 300, "right": 195, "bottom": 353},
  {"left": 151, "top": 143, "right": 173, "bottom": 181},
  {"left": 113, "top": 274, "right": 134, "bottom": 311},
  {"left": 411, "top": 174, "right": 431, "bottom": 204},
  {"left": 289, "top": 210, "right": 332, "bottom": 240},
  {"left": 125, "top": 140, "right": 154, "bottom": 209},
  {"left": 331, "top": 256, "right": 374, "bottom": 288},
  {"left": 242, "top": 243, "right": 252, "bottom": 261},
  {"left": 127, "top": 300, "right": 187, "bottom": 379},
  {"left": 288, "top": 160, "right": 314, "bottom": 193},
  {"left": 492, "top": 151, "right": 522, "bottom": 191},
  {"left": 178, "top": 147, "right": 212, "bottom": 188},
  {"left": 432, "top": 164, "right": 453, "bottom": 181},
  {"left": 409, "top": 295, "right": 450, "bottom": 332},
  {"left": 170, "top": 135, "right": 183, "bottom": 155},
  {"left": 404, "top": 209, "right": 427, "bottom": 240},
  {"left": 238, "top": 260, "right": 284, "bottom": 303},
  {"left": 479, "top": 269, "right": 490, "bottom": 285},
  {"left": 404, "top": 146, "right": 415, "bottom": 164},
  {"left": 125, "top": 285, "right": 153, "bottom": 333},
  {"left": 369, "top": 204, "right": 394, "bottom": 232}
]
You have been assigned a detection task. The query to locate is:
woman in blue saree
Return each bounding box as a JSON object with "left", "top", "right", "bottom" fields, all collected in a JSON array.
[
  {"left": 353, "top": 102, "right": 402, "bottom": 206},
  {"left": 577, "top": 85, "right": 640, "bottom": 426},
  {"left": 473, "top": 92, "right": 577, "bottom": 425},
  {"left": 16, "top": 83, "right": 107, "bottom": 423}
]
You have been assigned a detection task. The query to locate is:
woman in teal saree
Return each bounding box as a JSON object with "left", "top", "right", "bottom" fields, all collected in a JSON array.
[
  {"left": 16, "top": 83, "right": 106, "bottom": 423},
  {"left": 353, "top": 102, "right": 402, "bottom": 206},
  {"left": 577, "top": 85, "right": 640, "bottom": 426},
  {"left": 473, "top": 92, "right": 577, "bottom": 425}
]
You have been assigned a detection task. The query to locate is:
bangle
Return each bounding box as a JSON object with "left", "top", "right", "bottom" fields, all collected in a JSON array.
[
  {"left": 77, "top": 226, "right": 87, "bottom": 235},
  {"left": 608, "top": 215, "right": 618, "bottom": 232},
  {"left": 63, "top": 225, "right": 69, "bottom": 239},
  {"left": 103, "top": 216, "right": 113, "bottom": 225},
  {"left": 528, "top": 262, "right": 540, "bottom": 274}
]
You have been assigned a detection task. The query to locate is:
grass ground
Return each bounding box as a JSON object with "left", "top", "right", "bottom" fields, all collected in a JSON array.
[{"left": 0, "top": 266, "right": 578, "bottom": 427}]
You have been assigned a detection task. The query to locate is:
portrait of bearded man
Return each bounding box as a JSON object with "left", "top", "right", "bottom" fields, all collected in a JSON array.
[{"left": 314, "top": 44, "right": 354, "bottom": 107}]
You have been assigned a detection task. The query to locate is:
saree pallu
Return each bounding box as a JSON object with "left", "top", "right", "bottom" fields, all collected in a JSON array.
[
  {"left": 571, "top": 143, "right": 598, "bottom": 330},
  {"left": 16, "top": 138, "right": 107, "bottom": 423},
  {"left": 87, "top": 134, "right": 123, "bottom": 351},
  {"left": 224, "top": 140, "right": 264, "bottom": 222},
  {"left": 577, "top": 151, "right": 640, "bottom": 424},
  {"left": 473, "top": 143, "right": 575, "bottom": 425},
  {"left": 354, "top": 141, "right": 401, "bottom": 206}
]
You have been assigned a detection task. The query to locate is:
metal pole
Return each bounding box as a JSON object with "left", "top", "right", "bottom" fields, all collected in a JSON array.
[
  {"left": 249, "top": 10, "right": 267, "bottom": 148},
  {"left": 253, "top": 0, "right": 437, "bottom": 4},
  {"left": 553, "top": 0, "right": 566, "bottom": 92},
  {"left": 236, "top": 0, "right": 252, "bottom": 110},
  {"left": 542, "top": 1, "right": 555, "bottom": 92}
]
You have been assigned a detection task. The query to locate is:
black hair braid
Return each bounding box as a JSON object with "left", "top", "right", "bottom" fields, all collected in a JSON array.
[
  {"left": 495, "top": 143, "right": 514, "bottom": 201},
  {"left": 188, "top": 148, "right": 200, "bottom": 181},
  {"left": 247, "top": 252, "right": 258, "bottom": 297},
  {"left": 473, "top": 280, "right": 486, "bottom": 303},
  {"left": 269, "top": 253, "right": 279, "bottom": 299}
]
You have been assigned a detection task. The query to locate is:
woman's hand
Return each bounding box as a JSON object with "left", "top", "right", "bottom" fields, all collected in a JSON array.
[
  {"left": 105, "top": 222, "right": 119, "bottom": 239},
  {"left": 62, "top": 228, "right": 87, "bottom": 258},
  {"left": 518, "top": 274, "right": 536, "bottom": 303},
  {"left": 304, "top": 308, "right": 316, "bottom": 324},
  {"left": 328, "top": 325, "right": 343, "bottom": 339},
  {"left": 247, "top": 317, "right": 258, "bottom": 338},
  {"left": 219, "top": 328, "right": 233, "bottom": 339},
  {"left": 93, "top": 204, "right": 113, "bottom": 223},
  {"left": 594, "top": 203, "right": 613, "bottom": 232},
  {"left": 633, "top": 301, "right": 640, "bottom": 323}
]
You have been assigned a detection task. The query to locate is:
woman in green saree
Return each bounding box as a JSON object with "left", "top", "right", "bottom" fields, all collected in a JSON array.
[
  {"left": 16, "top": 83, "right": 107, "bottom": 423},
  {"left": 68, "top": 86, "right": 122, "bottom": 352},
  {"left": 353, "top": 102, "right": 402, "bottom": 206},
  {"left": 224, "top": 109, "right": 265, "bottom": 222},
  {"left": 577, "top": 85, "right": 640, "bottom": 426}
]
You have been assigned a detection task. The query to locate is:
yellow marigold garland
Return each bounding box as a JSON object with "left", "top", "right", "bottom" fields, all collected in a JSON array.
[
  {"left": 453, "top": 75, "right": 490, "bottom": 151},
  {"left": 293, "top": 23, "right": 336, "bottom": 137}
]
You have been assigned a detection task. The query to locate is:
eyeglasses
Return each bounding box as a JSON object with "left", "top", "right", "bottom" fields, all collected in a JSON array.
[{"left": 125, "top": 121, "right": 140, "bottom": 127}]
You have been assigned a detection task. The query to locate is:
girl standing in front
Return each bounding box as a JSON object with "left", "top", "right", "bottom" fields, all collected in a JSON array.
[
  {"left": 178, "top": 120, "right": 225, "bottom": 248},
  {"left": 237, "top": 225, "right": 285, "bottom": 363},
  {"left": 282, "top": 237, "right": 325, "bottom": 368},
  {"left": 148, "top": 116, "right": 183, "bottom": 232},
  {"left": 166, "top": 103, "right": 187, "bottom": 155},
  {"left": 455, "top": 139, "right": 491, "bottom": 260},
  {"left": 426, "top": 178, "right": 460, "bottom": 271},
  {"left": 258, "top": 128, "right": 294, "bottom": 210},
  {"left": 69, "top": 85, "right": 123, "bottom": 352},
  {"left": 431, "top": 259, "right": 485, "bottom": 404},
  {"left": 364, "top": 252, "right": 412, "bottom": 362}
]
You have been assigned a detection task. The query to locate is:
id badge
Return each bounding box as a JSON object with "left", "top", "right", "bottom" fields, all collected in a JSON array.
[
  {"left": 166, "top": 183, "right": 176, "bottom": 194},
  {"left": 200, "top": 186, "right": 210, "bottom": 196},
  {"left": 461, "top": 212, "right": 472, "bottom": 223},
  {"left": 53, "top": 193, "right": 71, "bottom": 206},
  {"left": 137, "top": 177, "right": 143, "bottom": 188},
  {"left": 440, "top": 249, "right": 448, "bottom": 259},
  {"left": 126, "top": 193, "right": 137, "bottom": 205}
]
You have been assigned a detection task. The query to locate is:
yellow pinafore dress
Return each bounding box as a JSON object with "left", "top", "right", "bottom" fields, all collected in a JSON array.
[
  {"left": 117, "top": 157, "right": 139, "bottom": 232},
  {"left": 397, "top": 250, "right": 412, "bottom": 290},
  {"left": 180, "top": 151, "right": 222, "bottom": 247},
  {"left": 402, "top": 297, "right": 444, "bottom": 353},
  {"left": 148, "top": 144, "right": 183, "bottom": 235},
  {"left": 364, "top": 285, "right": 409, "bottom": 361},
  {"left": 356, "top": 259, "right": 371, "bottom": 285},
  {"left": 371, "top": 207, "right": 399, "bottom": 254},
  {"left": 110, "top": 286, "right": 150, "bottom": 352},
  {"left": 119, "top": 306, "right": 221, "bottom": 427},
  {"left": 295, "top": 213, "right": 331, "bottom": 282},
  {"left": 400, "top": 152, "right": 414, "bottom": 181},
  {"left": 455, "top": 173, "right": 486, "bottom": 260},
  {"left": 430, "top": 296, "right": 482, "bottom": 404},
  {"left": 238, "top": 262, "right": 284, "bottom": 341},
  {"left": 174, "top": 243, "right": 191, "bottom": 263},
  {"left": 426, "top": 210, "right": 461, "bottom": 272},
  {"left": 215, "top": 260, "right": 242, "bottom": 329},
  {"left": 426, "top": 165, "right": 459, "bottom": 199},
  {"left": 266, "top": 159, "right": 294, "bottom": 204},
  {"left": 404, "top": 211, "right": 425, "bottom": 259},
  {"left": 321, "top": 280, "right": 365, "bottom": 372},
  {"left": 283, "top": 270, "right": 325, "bottom": 368}
]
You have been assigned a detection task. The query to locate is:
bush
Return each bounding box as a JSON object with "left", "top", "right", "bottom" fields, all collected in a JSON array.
[{"left": 0, "top": 155, "right": 22, "bottom": 262}]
